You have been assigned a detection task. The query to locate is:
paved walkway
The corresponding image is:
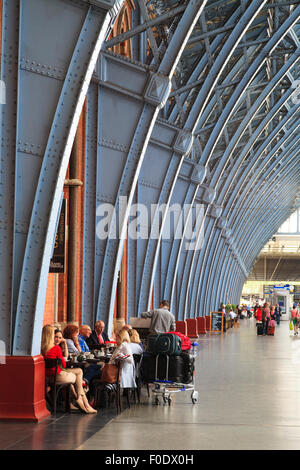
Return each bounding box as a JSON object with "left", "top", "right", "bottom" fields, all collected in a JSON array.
[{"left": 78, "top": 319, "right": 300, "bottom": 450}]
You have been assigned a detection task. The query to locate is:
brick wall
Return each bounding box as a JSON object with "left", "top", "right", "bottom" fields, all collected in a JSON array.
[{"left": 43, "top": 106, "right": 86, "bottom": 326}]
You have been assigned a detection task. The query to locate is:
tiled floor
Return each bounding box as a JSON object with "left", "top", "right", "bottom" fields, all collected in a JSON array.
[{"left": 2, "top": 319, "right": 300, "bottom": 450}]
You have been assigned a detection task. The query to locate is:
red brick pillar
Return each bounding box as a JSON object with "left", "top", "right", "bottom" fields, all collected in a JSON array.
[{"left": 0, "top": 356, "right": 50, "bottom": 422}]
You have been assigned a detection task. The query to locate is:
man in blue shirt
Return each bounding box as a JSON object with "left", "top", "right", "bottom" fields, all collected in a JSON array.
[
  {"left": 78, "top": 325, "right": 92, "bottom": 352},
  {"left": 78, "top": 325, "right": 102, "bottom": 390}
]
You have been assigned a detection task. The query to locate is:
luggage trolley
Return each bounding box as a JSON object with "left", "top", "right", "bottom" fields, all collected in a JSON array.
[{"left": 151, "top": 342, "right": 199, "bottom": 406}]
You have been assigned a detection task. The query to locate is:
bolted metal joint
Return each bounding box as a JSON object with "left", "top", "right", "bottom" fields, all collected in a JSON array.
[
  {"left": 209, "top": 204, "right": 223, "bottom": 219},
  {"left": 190, "top": 163, "right": 206, "bottom": 184},
  {"left": 144, "top": 72, "right": 171, "bottom": 109},
  {"left": 217, "top": 217, "right": 227, "bottom": 230},
  {"left": 203, "top": 187, "right": 216, "bottom": 205},
  {"left": 173, "top": 131, "right": 194, "bottom": 157}
]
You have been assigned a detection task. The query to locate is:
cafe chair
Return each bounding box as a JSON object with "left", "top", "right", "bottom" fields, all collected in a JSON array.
[
  {"left": 94, "top": 361, "right": 122, "bottom": 414},
  {"left": 136, "top": 354, "right": 150, "bottom": 398},
  {"left": 44, "top": 358, "right": 71, "bottom": 416},
  {"left": 133, "top": 354, "right": 144, "bottom": 404}
]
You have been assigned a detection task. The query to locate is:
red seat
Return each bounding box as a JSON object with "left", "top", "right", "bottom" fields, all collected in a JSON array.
[
  {"left": 205, "top": 315, "right": 211, "bottom": 331},
  {"left": 196, "top": 316, "right": 206, "bottom": 334},
  {"left": 175, "top": 320, "right": 187, "bottom": 336},
  {"left": 186, "top": 318, "right": 198, "bottom": 338}
]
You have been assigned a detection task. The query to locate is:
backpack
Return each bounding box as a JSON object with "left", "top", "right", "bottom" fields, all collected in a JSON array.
[{"left": 147, "top": 333, "right": 182, "bottom": 355}]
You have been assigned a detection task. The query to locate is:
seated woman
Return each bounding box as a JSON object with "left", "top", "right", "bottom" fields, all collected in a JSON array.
[
  {"left": 62, "top": 324, "right": 81, "bottom": 354},
  {"left": 54, "top": 329, "right": 69, "bottom": 360},
  {"left": 109, "top": 330, "right": 136, "bottom": 390},
  {"left": 63, "top": 324, "right": 102, "bottom": 401},
  {"left": 42, "top": 324, "right": 97, "bottom": 414},
  {"left": 128, "top": 329, "right": 144, "bottom": 355}
]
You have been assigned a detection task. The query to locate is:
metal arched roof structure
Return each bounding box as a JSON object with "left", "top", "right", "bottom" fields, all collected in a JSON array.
[{"left": 1, "top": 0, "right": 299, "bottom": 355}]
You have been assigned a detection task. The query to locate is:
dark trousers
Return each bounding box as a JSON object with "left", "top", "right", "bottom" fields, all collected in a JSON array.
[{"left": 263, "top": 319, "right": 269, "bottom": 335}]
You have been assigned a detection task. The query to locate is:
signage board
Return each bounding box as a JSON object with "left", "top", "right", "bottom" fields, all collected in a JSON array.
[
  {"left": 49, "top": 199, "right": 66, "bottom": 273},
  {"left": 210, "top": 311, "right": 223, "bottom": 335}
]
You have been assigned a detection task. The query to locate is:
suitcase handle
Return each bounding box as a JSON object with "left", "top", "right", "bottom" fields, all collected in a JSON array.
[{"left": 155, "top": 354, "right": 170, "bottom": 381}]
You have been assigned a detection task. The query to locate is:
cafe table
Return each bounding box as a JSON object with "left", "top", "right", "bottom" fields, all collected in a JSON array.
[{"left": 66, "top": 355, "right": 112, "bottom": 368}]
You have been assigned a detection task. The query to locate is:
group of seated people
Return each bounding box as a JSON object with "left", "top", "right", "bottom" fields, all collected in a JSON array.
[{"left": 41, "top": 320, "right": 144, "bottom": 413}]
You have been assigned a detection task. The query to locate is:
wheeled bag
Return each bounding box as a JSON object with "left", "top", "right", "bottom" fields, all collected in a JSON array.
[
  {"left": 180, "top": 352, "right": 195, "bottom": 384},
  {"left": 257, "top": 323, "right": 263, "bottom": 335},
  {"left": 140, "top": 353, "right": 184, "bottom": 383},
  {"left": 147, "top": 333, "right": 182, "bottom": 355},
  {"left": 267, "top": 325, "right": 275, "bottom": 336}
]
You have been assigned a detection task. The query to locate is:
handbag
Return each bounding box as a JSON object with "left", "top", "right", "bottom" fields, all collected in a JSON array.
[
  {"left": 289, "top": 321, "right": 293, "bottom": 331},
  {"left": 100, "top": 363, "right": 121, "bottom": 384}
]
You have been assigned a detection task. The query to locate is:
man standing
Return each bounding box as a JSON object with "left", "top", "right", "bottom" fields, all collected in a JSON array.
[
  {"left": 141, "top": 300, "right": 176, "bottom": 335},
  {"left": 274, "top": 304, "right": 281, "bottom": 326},
  {"left": 86, "top": 320, "right": 110, "bottom": 350}
]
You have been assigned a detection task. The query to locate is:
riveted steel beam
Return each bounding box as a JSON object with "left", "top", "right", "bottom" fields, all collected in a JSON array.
[
  {"left": 225, "top": 175, "right": 300, "bottom": 305},
  {"left": 11, "top": 0, "right": 123, "bottom": 356},
  {"left": 208, "top": 159, "right": 300, "bottom": 312},
  {"left": 104, "top": 4, "right": 187, "bottom": 49},
  {"left": 192, "top": 110, "right": 300, "bottom": 316},
  {"left": 82, "top": 82, "right": 98, "bottom": 326},
  {"left": 0, "top": 0, "right": 20, "bottom": 353},
  {"left": 209, "top": 135, "right": 300, "bottom": 309},
  {"left": 213, "top": 177, "right": 299, "bottom": 310},
  {"left": 178, "top": 93, "right": 299, "bottom": 318},
  {"left": 94, "top": 0, "right": 208, "bottom": 335},
  {"left": 197, "top": 98, "right": 299, "bottom": 312}
]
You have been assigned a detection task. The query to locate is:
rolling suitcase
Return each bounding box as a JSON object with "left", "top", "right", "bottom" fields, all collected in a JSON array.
[
  {"left": 180, "top": 352, "right": 195, "bottom": 384},
  {"left": 267, "top": 319, "right": 275, "bottom": 336},
  {"left": 267, "top": 326, "right": 275, "bottom": 336},
  {"left": 257, "top": 323, "right": 263, "bottom": 335},
  {"left": 140, "top": 353, "right": 184, "bottom": 383},
  {"left": 147, "top": 333, "right": 182, "bottom": 355}
]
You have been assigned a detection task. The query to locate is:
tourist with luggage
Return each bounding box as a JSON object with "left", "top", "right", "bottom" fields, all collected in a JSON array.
[
  {"left": 262, "top": 303, "right": 270, "bottom": 336},
  {"left": 268, "top": 306, "right": 276, "bottom": 335},
  {"left": 141, "top": 300, "right": 176, "bottom": 335}
]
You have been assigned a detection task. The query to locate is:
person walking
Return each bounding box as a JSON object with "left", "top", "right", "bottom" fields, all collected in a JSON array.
[
  {"left": 255, "top": 305, "right": 263, "bottom": 322},
  {"left": 291, "top": 304, "right": 299, "bottom": 336},
  {"left": 274, "top": 304, "right": 282, "bottom": 326},
  {"left": 262, "top": 302, "right": 270, "bottom": 336}
]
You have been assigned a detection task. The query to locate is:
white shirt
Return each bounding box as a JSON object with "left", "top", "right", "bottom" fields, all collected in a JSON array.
[
  {"left": 129, "top": 343, "right": 143, "bottom": 355},
  {"left": 110, "top": 342, "right": 136, "bottom": 389}
]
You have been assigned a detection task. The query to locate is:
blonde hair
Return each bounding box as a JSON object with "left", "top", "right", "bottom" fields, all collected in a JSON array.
[
  {"left": 117, "top": 329, "right": 130, "bottom": 344},
  {"left": 41, "top": 324, "right": 55, "bottom": 355},
  {"left": 128, "top": 329, "right": 141, "bottom": 344}
]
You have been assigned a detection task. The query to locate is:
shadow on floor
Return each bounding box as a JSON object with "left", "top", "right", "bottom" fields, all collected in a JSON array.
[{"left": 0, "top": 402, "right": 129, "bottom": 450}]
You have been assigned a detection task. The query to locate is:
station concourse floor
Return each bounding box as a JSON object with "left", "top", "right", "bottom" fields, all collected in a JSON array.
[{"left": 2, "top": 318, "right": 300, "bottom": 451}]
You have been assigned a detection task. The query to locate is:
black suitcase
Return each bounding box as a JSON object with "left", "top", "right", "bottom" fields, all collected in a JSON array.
[
  {"left": 147, "top": 334, "right": 182, "bottom": 355},
  {"left": 141, "top": 353, "right": 184, "bottom": 383},
  {"left": 180, "top": 352, "right": 195, "bottom": 384},
  {"left": 257, "top": 323, "right": 263, "bottom": 335}
]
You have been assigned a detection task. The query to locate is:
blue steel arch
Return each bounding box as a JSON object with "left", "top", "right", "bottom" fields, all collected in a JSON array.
[
  {"left": 166, "top": 7, "right": 300, "bottom": 318},
  {"left": 0, "top": 0, "right": 125, "bottom": 356},
  {"left": 2, "top": 0, "right": 300, "bottom": 359}
]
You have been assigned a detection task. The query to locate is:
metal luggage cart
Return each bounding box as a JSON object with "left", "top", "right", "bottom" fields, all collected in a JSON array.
[{"left": 151, "top": 342, "right": 199, "bottom": 406}]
